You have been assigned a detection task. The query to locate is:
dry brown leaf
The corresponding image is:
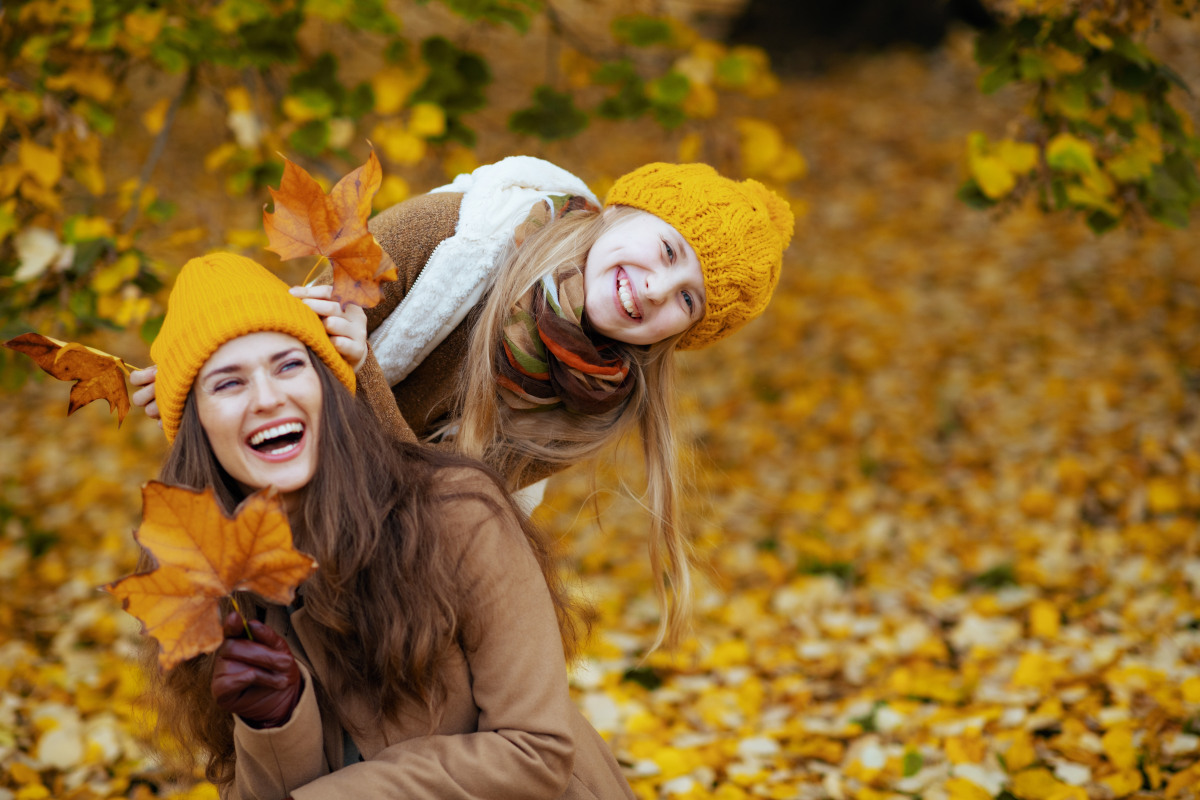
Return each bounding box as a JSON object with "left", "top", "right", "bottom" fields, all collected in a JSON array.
[
  {"left": 263, "top": 151, "right": 398, "bottom": 309},
  {"left": 4, "top": 332, "right": 133, "bottom": 425},
  {"left": 105, "top": 482, "right": 318, "bottom": 670}
]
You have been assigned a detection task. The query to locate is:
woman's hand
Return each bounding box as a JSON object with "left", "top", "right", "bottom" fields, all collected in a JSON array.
[
  {"left": 130, "top": 365, "right": 161, "bottom": 423},
  {"left": 211, "top": 612, "right": 303, "bottom": 729},
  {"left": 290, "top": 284, "right": 368, "bottom": 372}
]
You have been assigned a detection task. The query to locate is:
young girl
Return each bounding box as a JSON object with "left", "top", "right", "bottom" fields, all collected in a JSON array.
[
  {"left": 141, "top": 251, "right": 635, "bottom": 800},
  {"left": 134, "top": 157, "right": 794, "bottom": 649}
]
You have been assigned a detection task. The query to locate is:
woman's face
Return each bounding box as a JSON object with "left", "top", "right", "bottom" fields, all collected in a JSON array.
[
  {"left": 583, "top": 208, "right": 706, "bottom": 345},
  {"left": 193, "top": 331, "right": 322, "bottom": 501}
]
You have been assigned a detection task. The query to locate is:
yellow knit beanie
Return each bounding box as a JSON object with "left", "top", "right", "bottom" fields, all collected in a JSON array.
[
  {"left": 605, "top": 162, "right": 794, "bottom": 350},
  {"left": 151, "top": 252, "right": 356, "bottom": 443}
]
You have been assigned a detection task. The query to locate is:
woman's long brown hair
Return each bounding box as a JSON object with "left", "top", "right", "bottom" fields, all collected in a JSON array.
[{"left": 142, "top": 353, "right": 583, "bottom": 785}]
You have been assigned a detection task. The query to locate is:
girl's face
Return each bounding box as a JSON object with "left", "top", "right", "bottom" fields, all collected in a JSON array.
[
  {"left": 193, "top": 331, "right": 322, "bottom": 502},
  {"left": 583, "top": 208, "right": 706, "bottom": 345}
]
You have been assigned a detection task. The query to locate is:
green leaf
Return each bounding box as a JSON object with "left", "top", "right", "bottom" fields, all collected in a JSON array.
[
  {"left": 508, "top": 85, "right": 588, "bottom": 141},
  {"left": 974, "top": 28, "right": 1015, "bottom": 66},
  {"left": 289, "top": 119, "right": 331, "bottom": 156},
  {"left": 1086, "top": 209, "right": 1119, "bottom": 234},
  {"left": 647, "top": 72, "right": 689, "bottom": 106},
  {"left": 612, "top": 14, "right": 673, "bottom": 47},
  {"left": 434, "top": 0, "right": 540, "bottom": 32},
  {"left": 957, "top": 180, "right": 998, "bottom": 210},
  {"left": 902, "top": 750, "right": 924, "bottom": 777},
  {"left": 140, "top": 314, "right": 166, "bottom": 344},
  {"left": 979, "top": 63, "right": 1017, "bottom": 95},
  {"left": 621, "top": 666, "right": 664, "bottom": 690}
]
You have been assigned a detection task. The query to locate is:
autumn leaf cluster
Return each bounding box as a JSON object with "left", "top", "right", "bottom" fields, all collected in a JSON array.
[{"left": 2, "top": 19, "right": 1200, "bottom": 800}]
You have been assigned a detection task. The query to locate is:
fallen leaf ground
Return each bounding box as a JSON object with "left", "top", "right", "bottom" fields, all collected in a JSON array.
[{"left": 3, "top": 25, "right": 1200, "bottom": 800}]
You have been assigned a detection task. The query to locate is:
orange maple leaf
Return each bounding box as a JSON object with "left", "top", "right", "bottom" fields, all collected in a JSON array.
[
  {"left": 4, "top": 332, "right": 134, "bottom": 425},
  {"left": 263, "top": 150, "right": 398, "bottom": 309},
  {"left": 106, "top": 482, "right": 318, "bottom": 670}
]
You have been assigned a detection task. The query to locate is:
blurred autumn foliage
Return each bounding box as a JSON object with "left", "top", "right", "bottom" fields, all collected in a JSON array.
[{"left": 3, "top": 1, "right": 1200, "bottom": 799}]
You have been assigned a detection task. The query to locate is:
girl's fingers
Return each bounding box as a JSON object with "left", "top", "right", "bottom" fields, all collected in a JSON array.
[
  {"left": 129, "top": 365, "right": 157, "bottom": 387},
  {"left": 299, "top": 297, "right": 343, "bottom": 318}
]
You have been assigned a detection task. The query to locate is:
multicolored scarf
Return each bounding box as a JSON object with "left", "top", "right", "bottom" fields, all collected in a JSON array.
[{"left": 497, "top": 196, "right": 634, "bottom": 415}]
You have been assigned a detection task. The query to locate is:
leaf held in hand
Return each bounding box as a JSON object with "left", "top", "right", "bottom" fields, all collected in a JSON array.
[
  {"left": 4, "top": 332, "right": 133, "bottom": 425},
  {"left": 105, "top": 482, "right": 318, "bottom": 670},
  {"left": 263, "top": 150, "right": 398, "bottom": 309}
]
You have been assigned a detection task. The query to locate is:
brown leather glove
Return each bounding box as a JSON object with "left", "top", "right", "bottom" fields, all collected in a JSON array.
[{"left": 211, "top": 612, "right": 303, "bottom": 729}]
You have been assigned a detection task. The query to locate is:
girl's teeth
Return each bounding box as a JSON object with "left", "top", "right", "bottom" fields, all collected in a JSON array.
[{"left": 618, "top": 278, "right": 640, "bottom": 318}]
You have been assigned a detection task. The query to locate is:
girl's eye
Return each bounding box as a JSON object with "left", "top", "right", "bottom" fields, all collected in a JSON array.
[
  {"left": 682, "top": 290, "right": 694, "bottom": 312},
  {"left": 279, "top": 358, "right": 306, "bottom": 374},
  {"left": 664, "top": 241, "right": 675, "bottom": 262},
  {"left": 213, "top": 378, "right": 241, "bottom": 393}
]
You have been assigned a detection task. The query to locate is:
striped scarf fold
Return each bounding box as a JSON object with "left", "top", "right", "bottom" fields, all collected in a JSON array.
[{"left": 499, "top": 253, "right": 634, "bottom": 415}]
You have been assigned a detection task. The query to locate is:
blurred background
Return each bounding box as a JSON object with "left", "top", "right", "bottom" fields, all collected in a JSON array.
[{"left": 2, "top": 2, "right": 1199, "bottom": 798}]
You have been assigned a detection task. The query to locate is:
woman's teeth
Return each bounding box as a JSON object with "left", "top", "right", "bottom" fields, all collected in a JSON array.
[
  {"left": 618, "top": 278, "right": 641, "bottom": 319},
  {"left": 249, "top": 422, "right": 304, "bottom": 454}
]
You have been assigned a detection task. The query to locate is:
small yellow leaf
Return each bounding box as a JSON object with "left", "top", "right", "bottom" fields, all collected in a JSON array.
[
  {"left": 44, "top": 69, "right": 115, "bottom": 103},
  {"left": 90, "top": 252, "right": 140, "bottom": 293},
  {"left": 1102, "top": 726, "right": 1137, "bottom": 771},
  {"left": 226, "top": 86, "right": 253, "bottom": 113},
  {"left": 142, "top": 98, "right": 171, "bottom": 135},
  {"left": 996, "top": 139, "right": 1039, "bottom": 174},
  {"left": 374, "top": 174, "right": 410, "bottom": 210},
  {"left": 1005, "top": 731, "right": 1039, "bottom": 772},
  {"left": 372, "top": 65, "right": 424, "bottom": 115},
  {"left": 1046, "top": 133, "right": 1099, "bottom": 174},
  {"left": 678, "top": 132, "right": 703, "bottom": 163},
  {"left": 408, "top": 102, "right": 446, "bottom": 138},
  {"left": 19, "top": 141, "right": 63, "bottom": 188},
  {"left": 1181, "top": 674, "right": 1200, "bottom": 703},
  {"left": 1146, "top": 477, "right": 1182, "bottom": 514},
  {"left": 1102, "top": 769, "right": 1142, "bottom": 798},
  {"left": 372, "top": 122, "right": 426, "bottom": 166},
  {"left": 945, "top": 777, "right": 993, "bottom": 800},
  {"left": 1029, "top": 600, "right": 1061, "bottom": 639}
]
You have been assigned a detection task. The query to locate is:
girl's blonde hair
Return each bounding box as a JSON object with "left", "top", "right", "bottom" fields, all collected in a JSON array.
[{"left": 456, "top": 205, "right": 694, "bottom": 650}]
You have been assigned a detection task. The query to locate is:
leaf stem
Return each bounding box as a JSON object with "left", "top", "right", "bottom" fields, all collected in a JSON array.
[
  {"left": 229, "top": 595, "right": 255, "bottom": 641},
  {"left": 301, "top": 256, "right": 329, "bottom": 287}
]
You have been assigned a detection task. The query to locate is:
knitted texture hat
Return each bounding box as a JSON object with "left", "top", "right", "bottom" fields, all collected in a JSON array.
[
  {"left": 605, "top": 162, "right": 794, "bottom": 350},
  {"left": 151, "top": 252, "right": 356, "bottom": 443}
]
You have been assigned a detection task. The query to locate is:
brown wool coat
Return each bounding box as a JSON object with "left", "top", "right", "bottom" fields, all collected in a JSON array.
[
  {"left": 334, "top": 191, "right": 560, "bottom": 487},
  {"left": 224, "top": 468, "right": 635, "bottom": 800}
]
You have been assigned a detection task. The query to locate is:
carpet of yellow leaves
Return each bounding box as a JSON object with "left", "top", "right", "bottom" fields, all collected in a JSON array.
[{"left": 3, "top": 27, "right": 1200, "bottom": 800}]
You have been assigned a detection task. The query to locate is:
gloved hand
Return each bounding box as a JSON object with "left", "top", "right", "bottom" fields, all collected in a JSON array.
[{"left": 211, "top": 612, "right": 303, "bottom": 729}]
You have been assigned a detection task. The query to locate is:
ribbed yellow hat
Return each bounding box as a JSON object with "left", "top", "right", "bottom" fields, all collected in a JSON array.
[
  {"left": 151, "top": 252, "right": 356, "bottom": 443},
  {"left": 606, "top": 162, "right": 794, "bottom": 350}
]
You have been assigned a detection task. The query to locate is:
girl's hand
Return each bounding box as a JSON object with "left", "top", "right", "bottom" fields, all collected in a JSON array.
[
  {"left": 130, "top": 365, "right": 161, "bottom": 423},
  {"left": 290, "top": 285, "right": 368, "bottom": 372},
  {"left": 211, "top": 612, "right": 303, "bottom": 729}
]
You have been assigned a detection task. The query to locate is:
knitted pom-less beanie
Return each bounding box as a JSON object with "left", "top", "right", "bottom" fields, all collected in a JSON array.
[
  {"left": 605, "top": 162, "right": 794, "bottom": 350},
  {"left": 151, "top": 252, "right": 356, "bottom": 443}
]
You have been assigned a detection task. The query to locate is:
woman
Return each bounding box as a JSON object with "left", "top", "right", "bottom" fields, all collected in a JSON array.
[
  {"left": 142, "top": 251, "right": 635, "bottom": 800},
  {"left": 135, "top": 157, "right": 795, "bottom": 649}
]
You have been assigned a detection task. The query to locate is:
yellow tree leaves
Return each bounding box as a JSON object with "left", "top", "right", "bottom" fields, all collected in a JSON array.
[
  {"left": 263, "top": 151, "right": 398, "bottom": 309},
  {"left": 106, "top": 482, "right": 317, "bottom": 670},
  {"left": 3, "top": 333, "right": 135, "bottom": 425}
]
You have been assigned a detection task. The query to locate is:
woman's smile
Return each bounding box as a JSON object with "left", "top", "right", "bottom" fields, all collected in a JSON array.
[{"left": 193, "top": 331, "right": 323, "bottom": 499}]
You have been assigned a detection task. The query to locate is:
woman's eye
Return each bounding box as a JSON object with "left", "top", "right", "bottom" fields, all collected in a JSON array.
[
  {"left": 664, "top": 241, "right": 675, "bottom": 261},
  {"left": 682, "top": 291, "right": 694, "bottom": 312},
  {"left": 280, "top": 359, "right": 306, "bottom": 373},
  {"left": 213, "top": 379, "right": 240, "bottom": 392}
]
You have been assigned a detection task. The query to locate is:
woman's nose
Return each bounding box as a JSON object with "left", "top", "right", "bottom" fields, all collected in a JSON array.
[{"left": 250, "top": 377, "right": 284, "bottom": 411}]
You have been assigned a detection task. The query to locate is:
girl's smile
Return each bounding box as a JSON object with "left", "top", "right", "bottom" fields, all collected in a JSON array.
[
  {"left": 193, "top": 331, "right": 322, "bottom": 501},
  {"left": 583, "top": 208, "right": 705, "bottom": 345}
]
